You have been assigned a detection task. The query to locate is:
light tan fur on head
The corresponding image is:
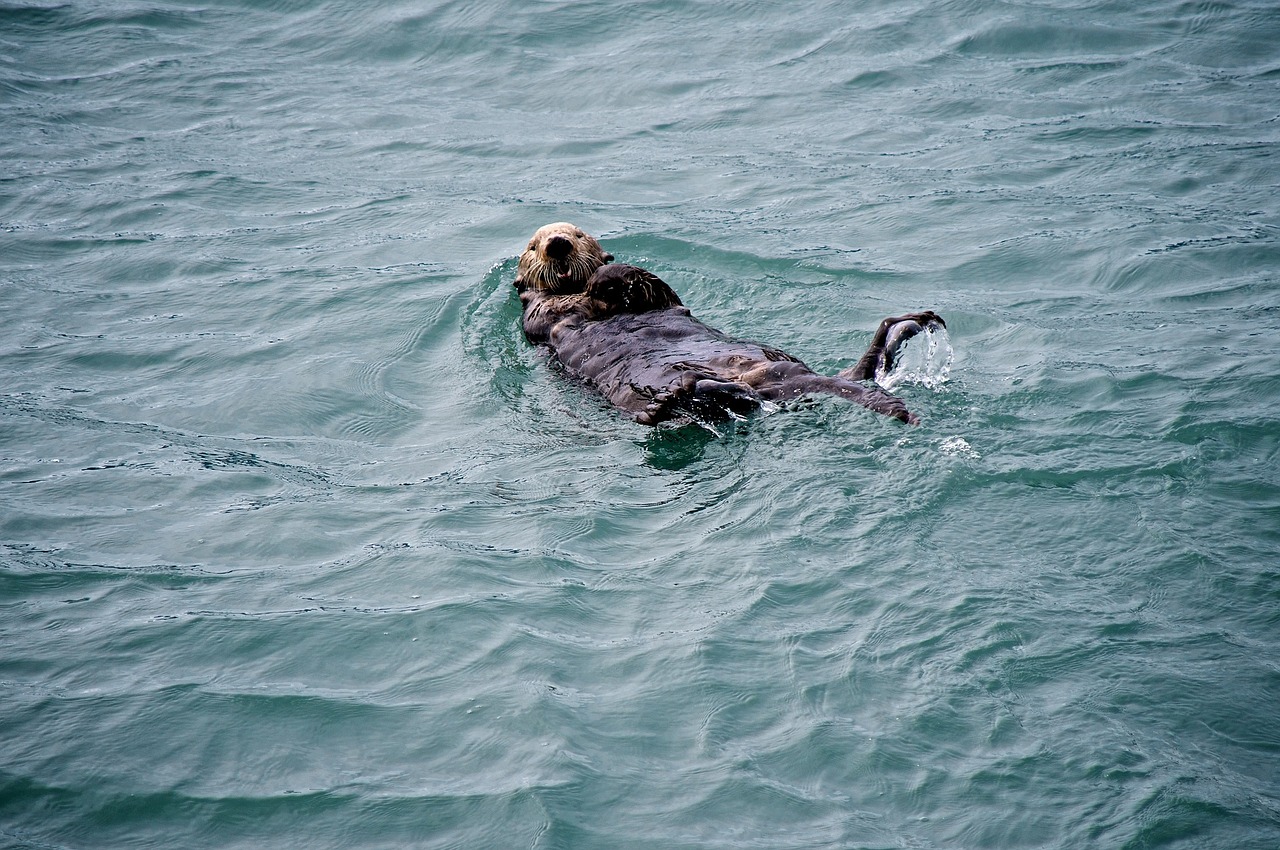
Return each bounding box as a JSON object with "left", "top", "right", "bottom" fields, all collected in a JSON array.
[{"left": 515, "top": 222, "right": 613, "bottom": 295}]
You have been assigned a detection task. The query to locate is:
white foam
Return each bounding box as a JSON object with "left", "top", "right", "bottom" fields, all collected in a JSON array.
[{"left": 939, "top": 435, "right": 979, "bottom": 459}]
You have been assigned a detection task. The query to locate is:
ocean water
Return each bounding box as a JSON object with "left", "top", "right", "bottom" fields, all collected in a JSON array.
[{"left": 2, "top": 0, "right": 1278, "bottom": 847}]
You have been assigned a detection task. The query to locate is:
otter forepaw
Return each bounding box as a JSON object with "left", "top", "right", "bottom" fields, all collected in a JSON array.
[
  {"left": 634, "top": 385, "right": 685, "bottom": 426},
  {"left": 689, "top": 379, "right": 761, "bottom": 419}
]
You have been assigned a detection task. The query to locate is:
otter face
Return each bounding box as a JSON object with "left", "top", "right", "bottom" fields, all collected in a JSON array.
[{"left": 515, "top": 222, "right": 613, "bottom": 294}]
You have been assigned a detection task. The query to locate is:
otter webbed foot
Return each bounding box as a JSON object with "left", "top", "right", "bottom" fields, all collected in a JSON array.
[
  {"left": 842, "top": 311, "right": 946, "bottom": 382},
  {"left": 881, "top": 311, "right": 946, "bottom": 374}
]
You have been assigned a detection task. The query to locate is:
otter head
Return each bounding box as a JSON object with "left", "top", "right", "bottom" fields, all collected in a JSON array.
[{"left": 515, "top": 222, "right": 613, "bottom": 295}]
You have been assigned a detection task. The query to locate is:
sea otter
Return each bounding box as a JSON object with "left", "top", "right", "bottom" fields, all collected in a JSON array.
[{"left": 514, "top": 222, "right": 945, "bottom": 426}]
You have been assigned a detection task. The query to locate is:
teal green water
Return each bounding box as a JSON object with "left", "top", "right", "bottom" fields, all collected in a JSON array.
[{"left": 3, "top": 1, "right": 1278, "bottom": 848}]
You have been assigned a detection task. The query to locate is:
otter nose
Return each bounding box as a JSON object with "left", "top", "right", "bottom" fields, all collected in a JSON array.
[{"left": 545, "top": 234, "right": 573, "bottom": 260}]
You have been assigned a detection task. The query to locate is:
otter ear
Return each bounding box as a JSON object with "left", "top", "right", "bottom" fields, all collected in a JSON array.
[{"left": 603, "top": 253, "right": 614, "bottom": 263}]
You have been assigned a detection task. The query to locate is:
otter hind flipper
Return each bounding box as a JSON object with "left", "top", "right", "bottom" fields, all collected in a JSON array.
[{"left": 841, "top": 311, "right": 946, "bottom": 382}]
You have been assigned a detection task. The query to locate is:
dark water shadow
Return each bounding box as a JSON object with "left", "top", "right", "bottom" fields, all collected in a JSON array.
[{"left": 641, "top": 418, "right": 747, "bottom": 470}]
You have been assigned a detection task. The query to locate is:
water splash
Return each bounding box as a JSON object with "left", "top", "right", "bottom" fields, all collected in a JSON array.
[
  {"left": 877, "top": 326, "right": 954, "bottom": 391},
  {"left": 940, "top": 435, "right": 979, "bottom": 459}
]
